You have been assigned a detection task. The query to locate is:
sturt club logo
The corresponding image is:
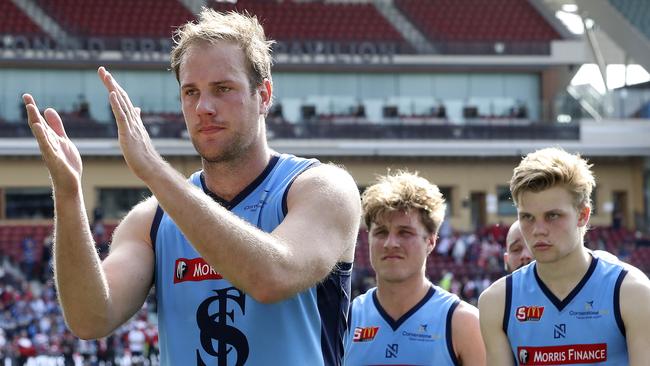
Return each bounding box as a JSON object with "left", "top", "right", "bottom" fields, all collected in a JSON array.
[
  {"left": 516, "top": 305, "right": 545, "bottom": 322},
  {"left": 176, "top": 260, "right": 187, "bottom": 280},
  {"left": 196, "top": 287, "right": 249, "bottom": 366},
  {"left": 519, "top": 348, "right": 529, "bottom": 364}
]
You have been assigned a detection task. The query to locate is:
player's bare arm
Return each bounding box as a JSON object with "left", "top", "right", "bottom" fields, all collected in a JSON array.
[
  {"left": 452, "top": 301, "right": 487, "bottom": 365},
  {"left": 619, "top": 269, "right": 650, "bottom": 365},
  {"left": 96, "top": 198, "right": 157, "bottom": 338},
  {"left": 478, "top": 277, "right": 515, "bottom": 366},
  {"left": 23, "top": 93, "right": 154, "bottom": 339},
  {"left": 99, "top": 66, "right": 361, "bottom": 303}
]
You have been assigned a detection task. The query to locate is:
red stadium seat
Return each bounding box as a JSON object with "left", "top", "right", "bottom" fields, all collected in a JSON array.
[
  {"left": 395, "top": 0, "right": 561, "bottom": 43},
  {"left": 0, "top": 0, "right": 45, "bottom": 36}
]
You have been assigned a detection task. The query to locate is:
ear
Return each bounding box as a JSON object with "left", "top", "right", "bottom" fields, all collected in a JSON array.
[
  {"left": 426, "top": 233, "right": 436, "bottom": 255},
  {"left": 577, "top": 205, "right": 591, "bottom": 227},
  {"left": 258, "top": 79, "right": 272, "bottom": 115}
]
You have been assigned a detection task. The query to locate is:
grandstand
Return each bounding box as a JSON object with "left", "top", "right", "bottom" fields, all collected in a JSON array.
[{"left": 0, "top": 0, "right": 649, "bottom": 363}]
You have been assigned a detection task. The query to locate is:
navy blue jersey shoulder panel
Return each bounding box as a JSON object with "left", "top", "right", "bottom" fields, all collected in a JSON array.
[
  {"left": 372, "top": 285, "right": 436, "bottom": 331},
  {"left": 149, "top": 205, "right": 164, "bottom": 286},
  {"left": 614, "top": 269, "right": 628, "bottom": 337},
  {"left": 534, "top": 257, "right": 599, "bottom": 311},
  {"left": 445, "top": 299, "right": 461, "bottom": 366},
  {"left": 200, "top": 154, "right": 280, "bottom": 210},
  {"left": 149, "top": 205, "right": 164, "bottom": 255},
  {"left": 503, "top": 274, "right": 513, "bottom": 333},
  {"left": 317, "top": 261, "right": 352, "bottom": 366},
  {"left": 281, "top": 161, "right": 321, "bottom": 216}
]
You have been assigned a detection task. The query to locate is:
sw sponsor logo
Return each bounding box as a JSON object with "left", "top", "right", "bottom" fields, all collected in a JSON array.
[
  {"left": 353, "top": 326, "right": 379, "bottom": 342},
  {"left": 173, "top": 258, "right": 223, "bottom": 284},
  {"left": 517, "top": 343, "right": 607, "bottom": 365},
  {"left": 516, "top": 306, "right": 545, "bottom": 321}
]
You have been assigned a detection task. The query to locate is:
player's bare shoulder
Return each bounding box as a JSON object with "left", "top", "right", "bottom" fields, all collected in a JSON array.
[
  {"left": 110, "top": 195, "right": 160, "bottom": 250},
  {"left": 290, "top": 163, "right": 360, "bottom": 200},
  {"left": 620, "top": 264, "right": 650, "bottom": 298},
  {"left": 479, "top": 275, "right": 508, "bottom": 309},
  {"left": 287, "top": 163, "right": 361, "bottom": 222}
]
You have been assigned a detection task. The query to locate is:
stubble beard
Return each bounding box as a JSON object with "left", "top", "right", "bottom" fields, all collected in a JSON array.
[{"left": 192, "top": 130, "right": 250, "bottom": 165}]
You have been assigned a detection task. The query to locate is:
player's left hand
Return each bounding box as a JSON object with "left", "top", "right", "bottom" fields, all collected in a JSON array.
[{"left": 98, "top": 66, "right": 164, "bottom": 180}]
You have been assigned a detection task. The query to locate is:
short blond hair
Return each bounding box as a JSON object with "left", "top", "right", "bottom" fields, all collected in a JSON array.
[
  {"left": 510, "top": 147, "right": 595, "bottom": 209},
  {"left": 362, "top": 171, "right": 446, "bottom": 235},
  {"left": 170, "top": 8, "right": 274, "bottom": 91}
]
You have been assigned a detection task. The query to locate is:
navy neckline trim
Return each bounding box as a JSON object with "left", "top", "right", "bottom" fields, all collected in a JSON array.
[
  {"left": 533, "top": 256, "right": 599, "bottom": 311},
  {"left": 372, "top": 285, "right": 436, "bottom": 331},
  {"left": 200, "top": 154, "right": 280, "bottom": 210}
]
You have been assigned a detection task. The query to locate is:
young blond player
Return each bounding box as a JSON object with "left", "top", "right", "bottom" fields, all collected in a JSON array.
[{"left": 479, "top": 147, "right": 650, "bottom": 365}]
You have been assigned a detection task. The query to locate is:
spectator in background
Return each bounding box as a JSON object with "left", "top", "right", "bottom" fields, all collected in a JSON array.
[
  {"left": 76, "top": 94, "right": 90, "bottom": 119},
  {"left": 61, "top": 330, "right": 76, "bottom": 366},
  {"left": 127, "top": 321, "right": 146, "bottom": 365},
  {"left": 41, "top": 230, "right": 53, "bottom": 282},
  {"left": 452, "top": 234, "right": 467, "bottom": 264},
  {"left": 96, "top": 335, "right": 116, "bottom": 366},
  {"left": 503, "top": 220, "right": 532, "bottom": 272},
  {"left": 20, "top": 236, "right": 37, "bottom": 281},
  {"left": 15, "top": 330, "right": 35, "bottom": 365}
]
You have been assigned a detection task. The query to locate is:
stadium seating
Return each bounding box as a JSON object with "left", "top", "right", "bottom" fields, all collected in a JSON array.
[
  {"left": 0, "top": 223, "right": 51, "bottom": 262},
  {"left": 395, "top": 0, "right": 560, "bottom": 49},
  {"left": 0, "top": 222, "right": 117, "bottom": 263},
  {"left": 210, "top": 0, "right": 408, "bottom": 45},
  {"left": 37, "top": 0, "right": 194, "bottom": 38},
  {"left": 0, "top": 0, "right": 45, "bottom": 36}
]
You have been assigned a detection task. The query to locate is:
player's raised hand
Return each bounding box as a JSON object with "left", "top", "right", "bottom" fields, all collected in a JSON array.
[
  {"left": 98, "top": 66, "right": 164, "bottom": 180},
  {"left": 23, "top": 94, "right": 82, "bottom": 194}
]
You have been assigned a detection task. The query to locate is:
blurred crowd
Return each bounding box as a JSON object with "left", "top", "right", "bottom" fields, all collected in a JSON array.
[
  {"left": 0, "top": 222, "right": 159, "bottom": 366},
  {"left": 0, "top": 220, "right": 648, "bottom": 364}
]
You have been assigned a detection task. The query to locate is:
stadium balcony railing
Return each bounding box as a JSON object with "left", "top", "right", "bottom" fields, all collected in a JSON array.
[{"left": 0, "top": 118, "right": 580, "bottom": 140}]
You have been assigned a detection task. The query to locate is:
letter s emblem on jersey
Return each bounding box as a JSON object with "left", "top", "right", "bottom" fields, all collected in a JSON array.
[{"left": 196, "top": 287, "right": 249, "bottom": 366}]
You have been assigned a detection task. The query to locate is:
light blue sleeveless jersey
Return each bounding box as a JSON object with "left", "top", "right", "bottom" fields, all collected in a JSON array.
[
  {"left": 505, "top": 256, "right": 628, "bottom": 365},
  {"left": 151, "top": 154, "right": 352, "bottom": 366},
  {"left": 344, "top": 285, "right": 460, "bottom": 366}
]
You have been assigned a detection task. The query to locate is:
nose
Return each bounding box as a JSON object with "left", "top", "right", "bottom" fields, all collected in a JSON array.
[
  {"left": 520, "top": 250, "right": 533, "bottom": 265},
  {"left": 531, "top": 220, "right": 548, "bottom": 237},
  {"left": 384, "top": 232, "right": 400, "bottom": 248},
  {"left": 196, "top": 94, "right": 216, "bottom": 116}
]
